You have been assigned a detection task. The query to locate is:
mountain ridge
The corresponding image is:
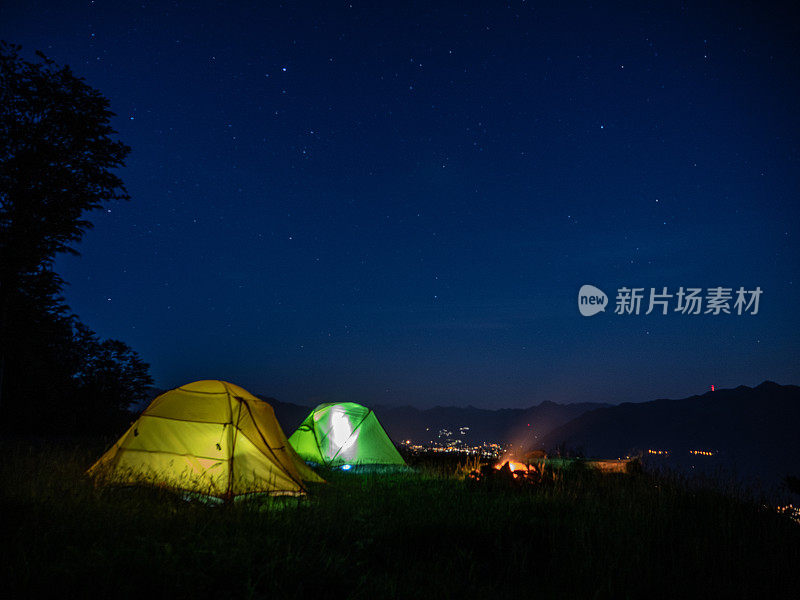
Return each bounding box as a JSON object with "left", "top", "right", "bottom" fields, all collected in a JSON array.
[{"left": 539, "top": 381, "right": 800, "bottom": 487}]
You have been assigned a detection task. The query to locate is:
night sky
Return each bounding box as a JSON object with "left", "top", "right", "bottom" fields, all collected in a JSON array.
[{"left": 4, "top": 2, "right": 798, "bottom": 408}]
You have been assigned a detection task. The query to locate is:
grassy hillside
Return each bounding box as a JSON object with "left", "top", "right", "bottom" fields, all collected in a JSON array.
[{"left": 2, "top": 439, "right": 799, "bottom": 599}]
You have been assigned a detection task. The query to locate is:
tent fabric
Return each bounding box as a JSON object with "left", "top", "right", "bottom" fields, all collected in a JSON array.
[
  {"left": 88, "top": 380, "right": 323, "bottom": 498},
  {"left": 289, "top": 402, "right": 406, "bottom": 466}
]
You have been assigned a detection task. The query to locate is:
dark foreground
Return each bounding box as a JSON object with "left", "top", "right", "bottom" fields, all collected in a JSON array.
[{"left": 2, "top": 439, "right": 799, "bottom": 599}]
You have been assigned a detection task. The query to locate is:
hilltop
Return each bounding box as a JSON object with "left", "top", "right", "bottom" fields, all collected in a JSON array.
[{"left": 539, "top": 381, "right": 800, "bottom": 488}]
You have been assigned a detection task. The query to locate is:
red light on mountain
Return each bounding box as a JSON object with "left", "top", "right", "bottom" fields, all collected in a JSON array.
[{"left": 711, "top": 384, "right": 715, "bottom": 392}]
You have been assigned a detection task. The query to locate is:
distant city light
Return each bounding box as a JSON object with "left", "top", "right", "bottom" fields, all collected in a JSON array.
[
  {"left": 777, "top": 504, "right": 800, "bottom": 525},
  {"left": 340, "top": 464, "right": 352, "bottom": 471},
  {"left": 399, "top": 437, "right": 504, "bottom": 459}
]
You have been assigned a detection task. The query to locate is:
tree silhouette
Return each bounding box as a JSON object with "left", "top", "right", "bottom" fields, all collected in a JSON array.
[
  {"left": 0, "top": 42, "right": 150, "bottom": 431},
  {"left": 71, "top": 322, "right": 153, "bottom": 430}
]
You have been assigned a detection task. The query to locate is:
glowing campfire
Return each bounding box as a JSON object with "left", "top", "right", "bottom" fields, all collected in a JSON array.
[
  {"left": 466, "top": 455, "right": 544, "bottom": 487},
  {"left": 496, "top": 459, "right": 530, "bottom": 473},
  {"left": 466, "top": 449, "right": 637, "bottom": 489}
]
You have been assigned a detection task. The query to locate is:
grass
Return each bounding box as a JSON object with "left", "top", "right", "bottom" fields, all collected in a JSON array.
[{"left": 2, "top": 438, "right": 799, "bottom": 599}]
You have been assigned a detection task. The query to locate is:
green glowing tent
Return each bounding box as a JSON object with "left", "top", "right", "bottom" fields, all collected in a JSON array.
[{"left": 288, "top": 402, "right": 406, "bottom": 467}]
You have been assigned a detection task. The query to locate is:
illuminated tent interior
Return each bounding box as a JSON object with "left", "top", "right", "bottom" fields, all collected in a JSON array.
[
  {"left": 88, "top": 380, "right": 323, "bottom": 499},
  {"left": 289, "top": 402, "right": 406, "bottom": 467}
]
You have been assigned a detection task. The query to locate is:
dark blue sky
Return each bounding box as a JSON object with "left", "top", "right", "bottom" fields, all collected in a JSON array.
[{"left": 4, "top": 1, "right": 798, "bottom": 408}]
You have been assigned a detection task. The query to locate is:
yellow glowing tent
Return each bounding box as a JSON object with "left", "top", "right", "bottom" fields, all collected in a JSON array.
[{"left": 88, "top": 380, "right": 323, "bottom": 499}]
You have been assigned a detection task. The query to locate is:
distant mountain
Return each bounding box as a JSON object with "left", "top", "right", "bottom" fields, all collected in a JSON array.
[
  {"left": 265, "top": 396, "right": 609, "bottom": 445},
  {"left": 540, "top": 381, "right": 800, "bottom": 487},
  {"left": 351, "top": 401, "right": 609, "bottom": 446}
]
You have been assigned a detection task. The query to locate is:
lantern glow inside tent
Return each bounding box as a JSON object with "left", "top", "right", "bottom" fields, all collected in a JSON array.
[{"left": 289, "top": 402, "right": 406, "bottom": 467}]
